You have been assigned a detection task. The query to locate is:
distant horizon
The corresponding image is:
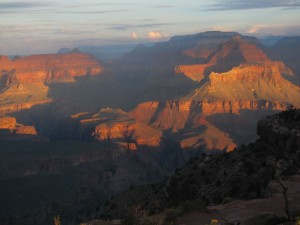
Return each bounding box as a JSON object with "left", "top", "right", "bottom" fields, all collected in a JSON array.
[
  {"left": 1, "top": 30, "right": 298, "bottom": 57},
  {"left": 1, "top": 0, "right": 300, "bottom": 55}
]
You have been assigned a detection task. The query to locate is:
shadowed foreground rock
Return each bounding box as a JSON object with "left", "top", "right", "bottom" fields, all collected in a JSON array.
[{"left": 100, "top": 109, "right": 300, "bottom": 225}]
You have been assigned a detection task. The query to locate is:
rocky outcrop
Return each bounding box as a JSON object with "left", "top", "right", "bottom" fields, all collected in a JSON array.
[
  {"left": 175, "top": 64, "right": 210, "bottom": 82},
  {"left": 187, "top": 62, "right": 300, "bottom": 106},
  {"left": 94, "top": 122, "right": 162, "bottom": 148},
  {"left": 0, "top": 53, "right": 103, "bottom": 85},
  {"left": 166, "top": 109, "right": 300, "bottom": 207},
  {"left": 127, "top": 99, "right": 287, "bottom": 151},
  {"left": 15, "top": 126, "right": 37, "bottom": 135},
  {"left": 0, "top": 99, "right": 52, "bottom": 115},
  {"left": 0, "top": 116, "right": 37, "bottom": 136},
  {"left": 208, "top": 62, "right": 293, "bottom": 85},
  {"left": 100, "top": 109, "right": 300, "bottom": 223},
  {"left": 266, "top": 37, "right": 300, "bottom": 81},
  {"left": 0, "top": 83, "right": 51, "bottom": 114},
  {"left": 0, "top": 53, "right": 103, "bottom": 114},
  {"left": 0, "top": 117, "right": 17, "bottom": 130},
  {"left": 257, "top": 109, "right": 300, "bottom": 152},
  {"left": 176, "top": 35, "right": 282, "bottom": 83},
  {"left": 132, "top": 99, "right": 288, "bottom": 126},
  {"left": 208, "top": 35, "right": 270, "bottom": 65},
  {"left": 71, "top": 108, "right": 162, "bottom": 150}
]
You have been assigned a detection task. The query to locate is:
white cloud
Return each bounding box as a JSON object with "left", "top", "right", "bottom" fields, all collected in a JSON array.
[
  {"left": 246, "top": 24, "right": 300, "bottom": 36},
  {"left": 147, "top": 31, "right": 169, "bottom": 40},
  {"left": 247, "top": 24, "right": 267, "bottom": 34},
  {"left": 210, "top": 26, "right": 232, "bottom": 32},
  {"left": 129, "top": 32, "right": 138, "bottom": 39}
]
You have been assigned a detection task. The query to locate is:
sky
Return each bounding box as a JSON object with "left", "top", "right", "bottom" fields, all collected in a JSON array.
[{"left": 1, "top": 0, "right": 300, "bottom": 55}]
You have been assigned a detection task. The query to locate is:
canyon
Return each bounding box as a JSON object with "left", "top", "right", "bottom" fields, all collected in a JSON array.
[
  {"left": 0, "top": 31, "right": 300, "bottom": 224},
  {"left": 0, "top": 52, "right": 103, "bottom": 114}
]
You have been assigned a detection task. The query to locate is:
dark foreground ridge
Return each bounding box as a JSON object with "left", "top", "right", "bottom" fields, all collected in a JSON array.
[{"left": 100, "top": 108, "right": 300, "bottom": 225}]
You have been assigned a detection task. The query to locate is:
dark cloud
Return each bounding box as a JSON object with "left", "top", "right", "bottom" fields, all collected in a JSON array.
[
  {"left": 55, "top": 10, "right": 129, "bottom": 14},
  {"left": 67, "top": 2, "right": 137, "bottom": 8},
  {"left": 208, "top": 0, "right": 300, "bottom": 10},
  {"left": 107, "top": 23, "right": 173, "bottom": 31},
  {"left": 0, "top": 1, "right": 49, "bottom": 9}
]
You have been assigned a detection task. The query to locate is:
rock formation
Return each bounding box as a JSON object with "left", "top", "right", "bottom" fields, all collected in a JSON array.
[
  {"left": 0, "top": 53, "right": 103, "bottom": 85},
  {"left": 266, "top": 36, "right": 300, "bottom": 82},
  {"left": 176, "top": 35, "right": 288, "bottom": 83},
  {"left": 101, "top": 109, "right": 300, "bottom": 225},
  {"left": 0, "top": 52, "right": 104, "bottom": 114},
  {"left": 71, "top": 108, "right": 162, "bottom": 150},
  {"left": 0, "top": 116, "right": 37, "bottom": 137},
  {"left": 166, "top": 109, "right": 300, "bottom": 206}
]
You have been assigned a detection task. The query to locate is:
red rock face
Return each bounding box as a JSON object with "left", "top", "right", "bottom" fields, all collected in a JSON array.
[
  {"left": 0, "top": 116, "right": 37, "bottom": 136},
  {"left": 175, "top": 64, "right": 211, "bottom": 82},
  {"left": 132, "top": 99, "right": 287, "bottom": 125},
  {"left": 128, "top": 99, "right": 289, "bottom": 151},
  {"left": 0, "top": 117, "right": 17, "bottom": 130},
  {"left": 177, "top": 36, "right": 272, "bottom": 82},
  {"left": 0, "top": 99, "right": 52, "bottom": 115},
  {"left": 0, "top": 53, "right": 103, "bottom": 85},
  {"left": 15, "top": 126, "right": 37, "bottom": 135},
  {"left": 70, "top": 108, "right": 162, "bottom": 150},
  {"left": 93, "top": 122, "right": 162, "bottom": 148},
  {"left": 208, "top": 62, "right": 292, "bottom": 85},
  {"left": 183, "top": 48, "right": 214, "bottom": 60},
  {"left": 208, "top": 35, "right": 270, "bottom": 65}
]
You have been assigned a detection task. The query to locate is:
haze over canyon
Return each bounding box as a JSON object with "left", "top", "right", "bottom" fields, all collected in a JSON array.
[{"left": 1, "top": 30, "right": 300, "bottom": 224}]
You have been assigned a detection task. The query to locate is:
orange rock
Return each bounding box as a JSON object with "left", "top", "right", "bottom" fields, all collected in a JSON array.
[
  {"left": 15, "top": 126, "right": 37, "bottom": 135},
  {"left": 0, "top": 98, "right": 52, "bottom": 114},
  {"left": 175, "top": 64, "right": 211, "bottom": 82},
  {"left": 208, "top": 35, "right": 270, "bottom": 65},
  {"left": 0, "top": 116, "right": 17, "bottom": 130},
  {"left": 0, "top": 53, "right": 103, "bottom": 85},
  {"left": 0, "top": 116, "right": 38, "bottom": 136},
  {"left": 130, "top": 101, "right": 159, "bottom": 124}
]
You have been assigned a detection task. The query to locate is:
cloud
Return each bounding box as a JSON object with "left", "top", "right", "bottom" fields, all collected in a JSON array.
[
  {"left": 68, "top": 2, "right": 136, "bottom": 8},
  {"left": 208, "top": 0, "right": 300, "bottom": 10},
  {"left": 107, "top": 23, "right": 172, "bottom": 31},
  {"left": 147, "top": 31, "right": 169, "bottom": 40},
  {"left": 210, "top": 26, "right": 232, "bottom": 32},
  {"left": 152, "top": 5, "right": 174, "bottom": 9},
  {"left": 246, "top": 24, "right": 300, "bottom": 36},
  {"left": 129, "top": 32, "right": 138, "bottom": 39},
  {"left": 0, "top": 1, "right": 49, "bottom": 9},
  {"left": 55, "top": 10, "right": 129, "bottom": 14}
]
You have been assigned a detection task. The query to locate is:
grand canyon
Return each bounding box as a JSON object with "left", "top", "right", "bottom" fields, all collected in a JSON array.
[{"left": 1, "top": 30, "right": 300, "bottom": 225}]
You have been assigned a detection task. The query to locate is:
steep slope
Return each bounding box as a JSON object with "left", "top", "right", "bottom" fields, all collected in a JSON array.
[
  {"left": 176, "top": 35, "right": 271, "bottom": 82},
  {"left": 2, "top": 32, "right": 299, "bottom": 152},
  {"left": 0, "top": 53, "right": 103, "bottom": 84},
  {"left": 70, "top": 108, "right": 162, "bottom": 150},
  {"left": 0, "top": 83, "right": 51, "bottom": 115},
  {"left": 0, "top": 116, "right": 37, "bottom": 139},
  {"left": 187, "top": 62, "right": 299, "bottom": 104},
  {"left": 100, "top": 109, "right": 300, "bottom": 225},
  {"left": 0, "top": 53, "right": 104, "bottom": 114},
  {"left": 123, "top": 35, "right": 299, "bottom": 150},
  {"left": 166, "top": 109, "right": 300, "bottom": 207},
  {"left": 130, "top": 100, "right": 287, "bottom": 150},
  {"left": 117, "top": 31, "right": 258, "bottom": 70},
  {"left": 37, "top": 32, "right": 299, "bottom": 151},
  {"left": 266, "top": 36, "right": 300, "bottom": 84}
]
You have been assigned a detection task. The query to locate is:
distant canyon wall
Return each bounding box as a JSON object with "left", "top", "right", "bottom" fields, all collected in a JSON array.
[{"left": 0, "top": 53, "right": 103, "bottom": 85}]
